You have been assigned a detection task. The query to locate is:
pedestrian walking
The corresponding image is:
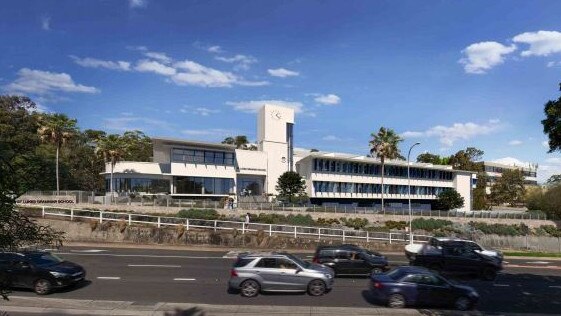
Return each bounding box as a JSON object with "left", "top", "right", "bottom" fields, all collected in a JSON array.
[{"left": 245, "top": 212, "right": 250, "bottom": 224}]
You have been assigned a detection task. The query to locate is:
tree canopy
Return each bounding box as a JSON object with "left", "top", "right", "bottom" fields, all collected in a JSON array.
[
  {"left": 490, "top": 169, "right": 526, "bottom": 206},
  {"left": 222, "top": 135, "right": 257, "bottom": 150},
  {"left": 541, "top": 85, "right": 561, "bottom": 153},
  {"left": 416, "top": 153, "right": 450, "bottom": 165},
  {"left": 275, "top": 171, "right": 307, "bottom": 203},
  {"left": 435, "top": 188, "right": 465, "bottom": 211}
]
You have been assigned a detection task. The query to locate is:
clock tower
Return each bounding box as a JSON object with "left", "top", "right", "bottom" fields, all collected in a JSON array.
[{"left": 257, "top": 104, "right": 295, "bottom": 195}]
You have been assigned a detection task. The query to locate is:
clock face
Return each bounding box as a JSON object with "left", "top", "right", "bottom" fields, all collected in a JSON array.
[{"left": 270, "top": 110, "right": 282, "bottom": 120}]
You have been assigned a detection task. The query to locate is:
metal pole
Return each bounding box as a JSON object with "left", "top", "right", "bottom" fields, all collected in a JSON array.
[{"left": 408, "top": 142, "right": 420, "bottom": 245}]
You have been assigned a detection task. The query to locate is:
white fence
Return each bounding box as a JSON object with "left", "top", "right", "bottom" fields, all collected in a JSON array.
[{"left": 24, "top": 205, "right": 431, "bottom": 244}]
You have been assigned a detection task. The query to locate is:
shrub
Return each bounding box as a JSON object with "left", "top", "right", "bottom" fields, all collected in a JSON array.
[
  {"left": 469, "top": 221, "right": 530, "bottom": 236},
  {"left": 411, "top": 218, "right": 453, "bottom": 231},
  {"left": 340, "top": 217, "right": 369, "bottom": 230},
  {"left": 316, "top": 218, "right": 340, "bottom": 226},
  {"left": 384, "top": 221, "right": 407, "bottom": 230},
  {"left": 540, "top": 225, "right": 561, "bottom": 237},
  {"left": 177, "top": 209, "right": 220, "bottom": 220}
]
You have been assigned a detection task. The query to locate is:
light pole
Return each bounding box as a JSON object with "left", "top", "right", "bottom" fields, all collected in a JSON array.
[{"left": 407, "top": 142, "right": 421, "bottom": 244}]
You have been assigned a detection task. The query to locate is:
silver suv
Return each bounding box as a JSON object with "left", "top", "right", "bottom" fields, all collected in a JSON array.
[{"left": 228, "top": 252, "right": 335, "bottom": 297}]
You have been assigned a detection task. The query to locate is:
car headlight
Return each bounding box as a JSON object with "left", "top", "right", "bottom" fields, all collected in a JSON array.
[
  {"left": 50, "top": 271, "right": 68, "bottom": 278},
  {"left": 324, "top": 273, "right": 333, "bottom": 279}
]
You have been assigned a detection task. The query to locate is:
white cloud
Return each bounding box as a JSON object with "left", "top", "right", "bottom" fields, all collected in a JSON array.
[
  {"left": 402, "top": 119, "right": 502, "bottom": 147},
  {"left": 226, "top": 100, "right": 304, "bottom": 114},
  {"left": 129, "top": 0, "right": 147, "bottom": 8},
  {"left": 512, "top": 30, "right": 561, "bottom": 57},
  {"left": 70, "top": 55, "right": 131, "bottom": 71},
  {"left": 4, "top": 68, "right": 99, "bottom": 95},
  {"left": 181, "top": 128, "right": 233, "bottom": 137},
  {"left": 314, "top": 94, "right": 341, "bottom": 105},
  {"left": 268, "top": 68, "right": 300, "bottom": 78},
  {"left": 215, "top": 54, "right": 257, "bottom": 71},
  {"left": 207, "top": 46, "right": 223, "bottom": 53},
  {"left": 104, "top": 116, "right": 169, "bottom": 132},
  {"left": 143, "top": 51, "right": 172, "bottom": 64},
  {"left": 547, "top": 61, "right": 561, "bottom": 67},
  {"left": 41, "top": 16, "right": 50, "bottom": 31},
  {"left": 508, "top": 140, "right": 523, "bottom": 146},
  {"left": 172, "top": 60, "right": 267, "bottom": 87},
  {"left": 322, "top": 135, "right": 341, "bottom": 141},
  {"left": 545, "top": 157, "right": 561, "bottom": 164},
  {"left": 180, "top": 106, "right": 220, "bottom": 116},
  {"left": 492, "top": 157, "right": 532, "bottom": 167},
  {"left": 459, "top": 41, "right": 516, "bottom": 74},
  {"left": 134, "top": 60, "right": 176, "bottom": 76},
  {"left": 542, "top": 140, "right": 550, "bottom": 148}
]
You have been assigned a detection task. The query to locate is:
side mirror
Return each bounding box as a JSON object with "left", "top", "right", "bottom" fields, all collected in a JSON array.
[{"left": 295, "top": 268, "right": 303, "bottom": 274}]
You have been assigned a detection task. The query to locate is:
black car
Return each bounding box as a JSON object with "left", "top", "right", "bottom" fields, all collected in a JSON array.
[
  {"left": 410, "top": 244, "right": 502, "bottom": 280},
  {"left": 0, "top": 251, "right": 86, "bottom": 294},
  {"left": 312, "top": 244, "right": 389, "bottom": 276},
  {"left": 369, "top": 266, "right": 479, "bottom": 310}
]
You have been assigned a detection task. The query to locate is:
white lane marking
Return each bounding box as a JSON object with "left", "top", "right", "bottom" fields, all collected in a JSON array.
[
  {"left": 173, "top": 278, "right": 196, "bottom": 281},
  {"left": 549, "top": 285, "right": 561, "bottom": 289},
  {"left": 503, "top": 261, "right": 509, "bottom": 264},
  {"left": 128, "top": 264, "right": 181, "bottom": 268},
  {"left": 527, "top": 261, "right": 550, "bottom": 264},
  {"left": 493, "top": 284, "right": 510, "bottom": 287},
  {"left": 70, "top": 249, "right": 108, "bottom": 253},
  {"left": 97, "top": 277, "right": 121, "bottom": 280},
  {"left": 223, "top": 251, "right": 242, "bottom": 258},
  {"left": 55, "top": 252, "right": 227, "bottom": 259}
]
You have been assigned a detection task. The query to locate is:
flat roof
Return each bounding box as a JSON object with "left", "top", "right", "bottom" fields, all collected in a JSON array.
[
  {"left": 152, "top": 136, "right": 236, "bottom": 150},
  {"left": 297, "top": 151, "right": 475, "bottom": 174},
  {"left": 483, "top": 161, "right": 536, "bottom": 171}
]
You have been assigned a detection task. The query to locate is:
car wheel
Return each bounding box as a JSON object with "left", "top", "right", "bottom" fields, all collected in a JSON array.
[
  {"left": 34, "top": 279, "right": 52, "bottom": 295},
  {"left": 240, "top": 279, "right": 260, "bottom": 297},
  {"left": 388, "top": 293, "right": 406, "bottom": 308},
  {"left": 482, "top": 268, "right": 497, "bottom": 281},
  {"left": 308, "top": 279, "right": 326, "bottom": 296},
  {"left": 455, "top": 296, "right": 472, "bottom": 311}
]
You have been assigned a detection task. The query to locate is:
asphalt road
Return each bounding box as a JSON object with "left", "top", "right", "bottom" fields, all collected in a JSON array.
[{"left": 8, "top": 246, "right": 561, "bottom": 315}]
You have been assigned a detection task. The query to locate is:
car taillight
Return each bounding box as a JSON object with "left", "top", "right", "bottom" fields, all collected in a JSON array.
[
  {"left": 230, "top": 269, "right": 238, "bottom": 277},
  {"left": 312, "top": 257, "right": 319, "bottom": 263},
  {"left": 373, "top": 281, "right": 383, "bottom": 289}
]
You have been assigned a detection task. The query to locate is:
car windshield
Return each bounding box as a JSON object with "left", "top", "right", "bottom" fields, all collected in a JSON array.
[
  {"left": 27, "top": 253, "right": 63, "bottom": 267},
  {"left": 363, "top": 250, "right": 382, "bottom": 257},
  {"left": 386, "top": 268, "right": 409, "bottom": 281},
  {"left": 286, "top": 254, "right": 310, "bottom": 268}
]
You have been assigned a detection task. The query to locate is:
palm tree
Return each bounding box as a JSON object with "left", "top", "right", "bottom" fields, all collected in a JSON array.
[
  {"left": 95, "top": 134, "right": 127, "bottom": 196},
  {"left": 37, "top": 114, "right": 78, "bottom": 195},
  {"left": 369, "top": 127, "right": 403, "bottom": 211}
]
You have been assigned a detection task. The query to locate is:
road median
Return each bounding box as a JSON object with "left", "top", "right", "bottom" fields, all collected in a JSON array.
[{"left": 0, "top": 296, "right": 426, "bottom": 315}]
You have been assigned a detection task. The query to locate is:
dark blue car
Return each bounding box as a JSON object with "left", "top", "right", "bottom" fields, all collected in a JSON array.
[{"left": 369, "top": 266, "right": 479, "bottom": 310}]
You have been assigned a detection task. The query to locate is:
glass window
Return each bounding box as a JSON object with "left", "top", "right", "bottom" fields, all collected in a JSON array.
[
  {"left": 277, "top": 258, "right": 297, "bottom": 270},
  {"left": 204, "top": 178, "right": 214, "bottom": 194}
]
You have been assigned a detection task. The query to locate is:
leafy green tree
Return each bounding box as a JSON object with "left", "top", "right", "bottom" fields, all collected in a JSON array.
[
  {"left": 542, "top": 85, "right": 561, "bottom": 153},
  {"left": 435, "top": 188, "right": 465, "bottom": 210},
  {"left": 546, "top": 174, "right": 561, "bottom": 186},
  {"left": 122, "top": 130, "right": 153, "bottom": 161},
  {"left": 473, "top": 172, "right": 489, "bottom": 210},
  {"left": 541, "top": 185, "right": 561, "bottom": 219},
  {"left": 275, "top": 171, "right": 307, "bottom": 203},
  {"left": 448, "top": 147, "right": 484, "bottom": 172},
  {"left": 222, "top": 135, "right": 257, "bottom": 150},
  {"left": 369, "top": 127, "right": 403, "bottom": 211},
  {"left": 490, "top": 169, "right": 526, "bottom": 206},
  {"left": 416, "top": 153, "right": 450, "bottom": 165},
  {"left": 0, "top": 157, "right": 64, "bottom": 299},
  {"left": 37, "top": 114, "right": 78, "bottom": 195},
  {"left": 95, "top": 134, "right": 127, "bottom": 194}
]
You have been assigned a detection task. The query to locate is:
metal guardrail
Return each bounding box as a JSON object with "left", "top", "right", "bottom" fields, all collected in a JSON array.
[{"left": 23, "top": 205, "right": 431, "bottom": 244}]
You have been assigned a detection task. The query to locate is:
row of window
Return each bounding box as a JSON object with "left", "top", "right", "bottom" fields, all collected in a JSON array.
[
  {"left": 174, "top": 176, "right": 235, "bottom": 195},
  {"left": 172, "top": 148, "right": 235, "bottom": 166},
  {"left": 313, "top": 181, "right": 449, "bottom": 196},
  {"left": 312, "top": 159, "right": 453, "bottom": 180},
  {"left": 484, "top": 166, "right": 536, "bottom": 178},
  {"left": 106, "top": 178, "right": 170, "bottom": 193}
]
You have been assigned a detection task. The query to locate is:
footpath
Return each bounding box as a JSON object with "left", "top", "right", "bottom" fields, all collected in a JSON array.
[{"left": 0, "top": 296, "right": 434, "bottom": 316}]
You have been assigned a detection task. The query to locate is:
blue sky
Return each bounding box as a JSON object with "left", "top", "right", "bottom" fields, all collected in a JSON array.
[{"left": 1, "top": 0, "right": 561, "bottom": 182}]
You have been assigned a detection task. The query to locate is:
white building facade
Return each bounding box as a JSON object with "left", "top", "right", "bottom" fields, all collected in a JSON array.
[
  {"left": 104, "top": 104, "right": 475, "bottom": 211},
  {"left": 482, "top": 161, "right": 538, "bottom": 194}
]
